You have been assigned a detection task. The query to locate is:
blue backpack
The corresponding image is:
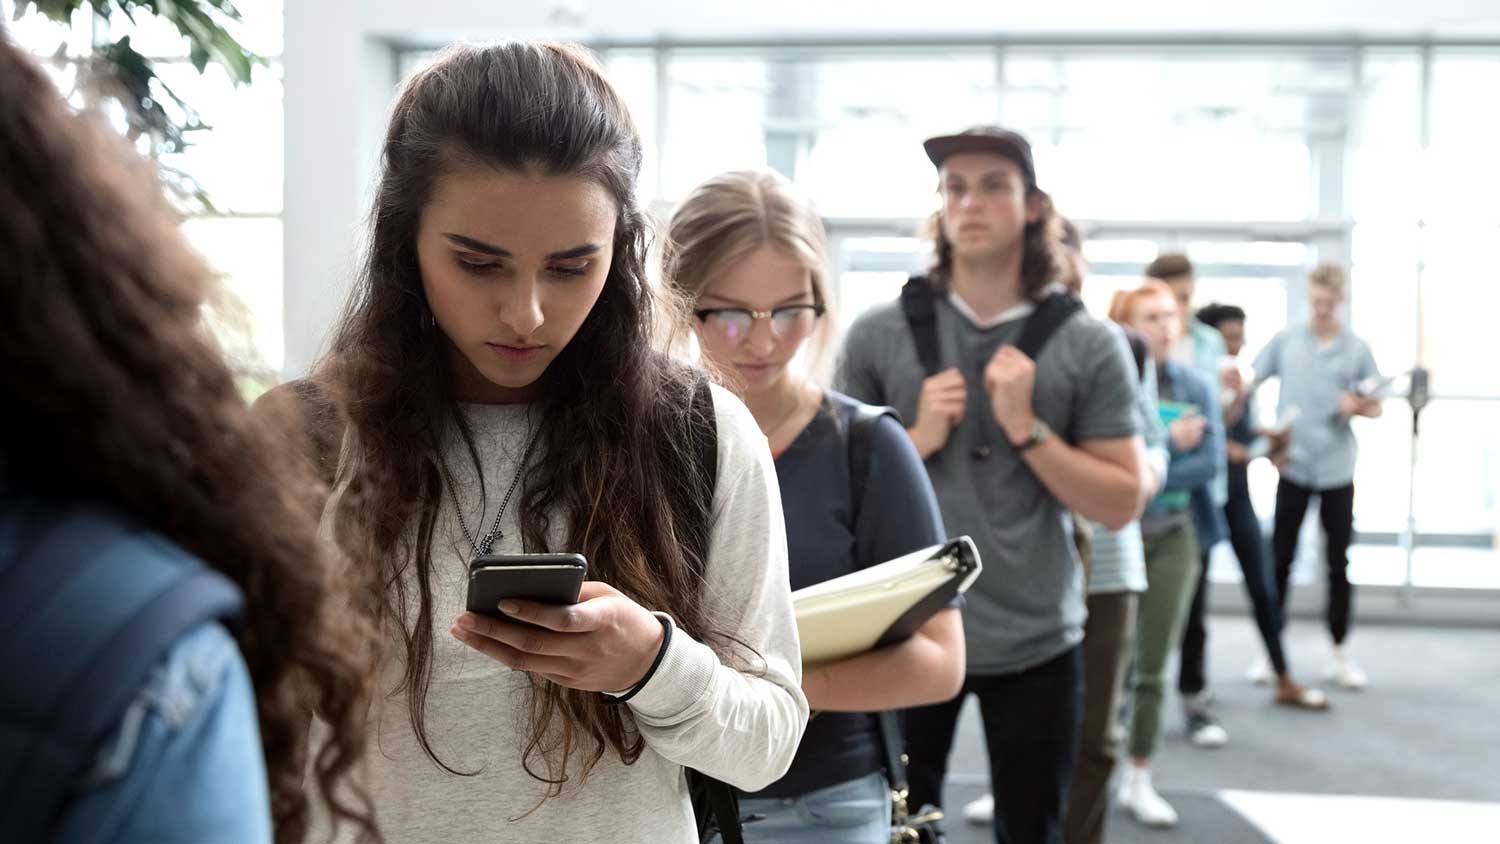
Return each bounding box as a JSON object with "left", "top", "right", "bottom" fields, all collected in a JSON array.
[{"left": 0, "top": 495, "right": 245, "bottom": 839}]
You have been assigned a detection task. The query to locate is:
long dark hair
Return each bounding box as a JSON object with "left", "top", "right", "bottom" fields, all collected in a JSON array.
[
  {"left": 317, "top": 41, "right": 727, "bottom": 793},
  {"left": 924, "top": 185, "right": 1064, "bottom": 301},
  {"left": 0, "top": 35, "right": 378, "bottom": 844}
]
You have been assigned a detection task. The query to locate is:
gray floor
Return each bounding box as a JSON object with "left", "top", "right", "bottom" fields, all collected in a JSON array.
[{"left": 937, "top": 615, "right": 1500, "bottom": 844}]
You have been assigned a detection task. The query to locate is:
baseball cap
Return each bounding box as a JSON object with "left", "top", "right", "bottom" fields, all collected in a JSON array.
[{"left": 922, "top": 126, "right": 1037, "bottom": 191}]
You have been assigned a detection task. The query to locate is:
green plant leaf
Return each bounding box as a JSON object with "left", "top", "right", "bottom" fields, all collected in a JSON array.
[
  {"left": 30, "top": 0, "right": 83, "bottom": 26},
  {"left": 21, "top": 0, "right": 267, "bottom": 208}
]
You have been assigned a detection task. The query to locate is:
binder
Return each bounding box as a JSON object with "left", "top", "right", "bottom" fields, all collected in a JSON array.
[{"left": 793, "top": 536, "right": 982, "bottom": 665}]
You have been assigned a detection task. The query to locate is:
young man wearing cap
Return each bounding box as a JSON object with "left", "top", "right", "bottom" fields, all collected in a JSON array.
[
  {"left": 837, "top": 126, "right": 1151, "bottom": 844},
  {"left": 1143, "top": 252, "right": 1234, "bottom": 749}
]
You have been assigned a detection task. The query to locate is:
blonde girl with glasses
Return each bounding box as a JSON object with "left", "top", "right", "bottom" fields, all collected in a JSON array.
[{"left": 664, "top": 170, "right": 967, "bottom": 844}]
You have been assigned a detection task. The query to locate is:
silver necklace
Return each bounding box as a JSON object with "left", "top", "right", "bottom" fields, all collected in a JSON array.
[{"left": 443, "top": 426, "right": 541, "bottom": 559}]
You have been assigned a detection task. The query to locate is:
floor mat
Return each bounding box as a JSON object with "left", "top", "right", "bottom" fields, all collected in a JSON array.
[{"left": 937, "top": 784, "right": 1274, "bottom": 844}]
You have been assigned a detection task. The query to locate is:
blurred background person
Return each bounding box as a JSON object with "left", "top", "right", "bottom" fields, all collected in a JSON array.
[
  {"left": 1251, "top": 263, "right": 1384, "bottom": 690},
  {"left": 665, "top": 168, "right": 965, "bottom": 843},
  {"left": 1144, "top": 252, "right": 1233, "bottom": 751},
  {"left": 1197, "top": 303, "right": 1328, "bottom": 709},
  {"left": 0, "top": 31, "right": 377, "bottom": 844},
  {"left": 1108, "top": 280, "right": 1224, "bottom": 830}
]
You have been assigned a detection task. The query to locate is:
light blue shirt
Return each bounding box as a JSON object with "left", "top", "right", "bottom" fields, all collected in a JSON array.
[
  {"left": 1173, "top": 321, "right": 1229, "bottom": 506},
  {"left": 1143, "top": 360, "right": 1227, "bottom": 549},
  {"left": 1252, "top": 323, "right": 1381, "bottom": 489}
]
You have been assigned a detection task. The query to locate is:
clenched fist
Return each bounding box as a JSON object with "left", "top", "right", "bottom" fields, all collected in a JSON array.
[
  {"left": 909, "top": 368, "right": 967, "bottom": 458},
  {"left": 984, "top": 345, "right": 1037, "bottom": 445}
]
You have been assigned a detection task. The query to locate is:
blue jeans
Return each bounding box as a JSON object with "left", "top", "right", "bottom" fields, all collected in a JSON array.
[
  {"left": 53, "top": 623, "right": 272, "bottom": 844},
  {"left": 728, "top": 771, "right": 891, "bottom": 844}
]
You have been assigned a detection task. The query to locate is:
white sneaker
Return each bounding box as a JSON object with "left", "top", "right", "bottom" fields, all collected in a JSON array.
[
  {"left": 1246, "top": 656, "right": 1274, "bottom": 685},
  {"left": 1186, "top": 708, "right": 1230, "bottom": 748},
  {"left": 1118, "top": 767, "right": 1179, "bottom": 828},
  {"left": 963, "top": 793, "right": 994, "bottom": 825},
  {"left": 1329, "top": 647, "right": 1368, "bottom": 690}
]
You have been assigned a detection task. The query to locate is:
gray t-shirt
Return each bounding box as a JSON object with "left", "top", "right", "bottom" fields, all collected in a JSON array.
[
  {"left": 1253, "top": 323, "right": 1381, "bottom": 489},
  {"left": 837, "top": 294, "right": 1140, "bottom": 675}
]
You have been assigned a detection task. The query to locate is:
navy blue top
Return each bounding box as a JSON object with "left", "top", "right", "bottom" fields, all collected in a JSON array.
[
  {"left": 1226, "top": 392, "right": 1258, "bottom": 492},
  {"left": 1229, "top": 393, "right": 1258, "bottom": 447},
  {"left": 749, "top": 391, "right": 947, "bottom": 799}
]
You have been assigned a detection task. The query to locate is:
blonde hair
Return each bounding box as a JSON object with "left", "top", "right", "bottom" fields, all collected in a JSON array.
[
  {"left": 662, "top": 169, "right": 836, "bottom": 379},
  {"left": 1308, "top": 262, "right": 1348, "bottom": 294},
  {"left": 1109, "top": 279, "right": 1176, "bottom": 325}
]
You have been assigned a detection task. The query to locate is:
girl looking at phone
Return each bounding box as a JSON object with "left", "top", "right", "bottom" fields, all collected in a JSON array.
[
  {"left": 663, "top": 170, "right": 965, "bottom": 843},
  {"left": 279, "top": 42, "right": 807, "bottom": 843}
]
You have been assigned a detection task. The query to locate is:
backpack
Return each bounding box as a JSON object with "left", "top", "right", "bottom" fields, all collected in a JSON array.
[
  {"left": 899, "top": 275, "right": 1084, "bottom": 382},
  {"left": 899, "top": 275, "right": 1094, "bottom": 574},
  {"left": 844, "top": 406, "right": 948, "bottom": 843},
  {"left": 681, "top": 380, "right": 751, "bottom": 844},
  {"left": 0, "top": 496, "right": 245, "bottom": 839}
]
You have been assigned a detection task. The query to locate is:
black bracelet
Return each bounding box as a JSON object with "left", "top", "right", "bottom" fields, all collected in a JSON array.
[{"left": 603, "top": 612, "right": 674, "bottom": 705}]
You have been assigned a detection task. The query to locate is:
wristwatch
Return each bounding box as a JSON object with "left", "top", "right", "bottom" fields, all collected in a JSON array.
[{"left": 1011, "top": 417, "right": 1053, "bottom": 453}]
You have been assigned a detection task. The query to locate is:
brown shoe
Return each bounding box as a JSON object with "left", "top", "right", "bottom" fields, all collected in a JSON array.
[{"left": 1275, "top": 683, "right": 1331, "bottom": 711}]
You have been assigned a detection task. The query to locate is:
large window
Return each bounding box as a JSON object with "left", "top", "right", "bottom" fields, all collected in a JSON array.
[
  {"left": 92, "top": 30, "right": 1500, "bottom": 592},
  {"left": 561, "top": 41, "right": 1496, "bottom": 591},
  {"left": 4, "top": 0, "right": 286, "bottom": 375}
]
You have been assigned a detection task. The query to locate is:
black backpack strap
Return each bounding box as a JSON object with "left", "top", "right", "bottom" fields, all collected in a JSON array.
[
  {"left": 0, "top": 502, "right": 243, "bottom": 837},
  {"left": 844, "top": 402, "right": 914, "bottom": 808},
  {"left": 691, "top": 378, "right": 718, "bottom": 506},
  {"left": 681, "top": 381, "right": 746, "bottom": 844},
  {"left": 899, "top": 275, "right": 943, "bottom": 376},
  {"left": 845, "top": 402, "right": 899, "bottom": 532},
  {"left": 705, "top": 778, "right": 745, "bottom": 844},
  {"left": 287, "top": 378, "right": 345, "bottom": 487},
  {"left": 1013, "top": 290, "right": 1084, "bottom": 361},
  {"left": 1122, "top": 326, "right": 1149, "bottom": 382},
  {"left": 877, "top": 709, "right": 909, "bottom": 799},
  {"left": 685, "top": 377, "right": 718, "bottom": 584}
]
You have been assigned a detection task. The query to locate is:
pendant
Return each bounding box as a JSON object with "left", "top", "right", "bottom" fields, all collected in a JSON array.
[{"left": 477, "top": 531, "right": 501, "bottom": 557}]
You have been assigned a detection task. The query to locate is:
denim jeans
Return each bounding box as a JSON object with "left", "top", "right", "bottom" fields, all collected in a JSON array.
[
  {"left": 54, "top": 622, "right": 272, "bottom": 844},
  {"left": 726, "top": 771, "right": 891, "bottom": 844}
]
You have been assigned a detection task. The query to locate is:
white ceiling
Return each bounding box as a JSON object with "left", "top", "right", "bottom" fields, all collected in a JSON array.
[{"left": 387, "top": 0, "right": 1500, "bottom": 44}]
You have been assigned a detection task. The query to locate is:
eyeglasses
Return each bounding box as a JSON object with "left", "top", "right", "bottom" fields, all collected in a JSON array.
[{"left": 694, "top": 304, "right": 825, "bottom": 344}]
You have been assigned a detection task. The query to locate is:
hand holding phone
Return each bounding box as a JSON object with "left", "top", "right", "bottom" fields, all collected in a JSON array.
[
  {"left": 451, "top": 578, "right": 668, "bottom": 695},
  {"left": 1168, "top": 409, "right": 1206, "bottom": 452}
]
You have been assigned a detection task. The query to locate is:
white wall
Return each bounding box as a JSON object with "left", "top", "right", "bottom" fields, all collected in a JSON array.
[{"left": 281, "top": 0, "right": 1500, "bottom": 376}]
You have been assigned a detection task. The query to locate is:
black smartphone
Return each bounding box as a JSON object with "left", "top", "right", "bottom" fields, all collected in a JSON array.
[{"left": 465, "top": 553, "right": 588, "bottom": 618}]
